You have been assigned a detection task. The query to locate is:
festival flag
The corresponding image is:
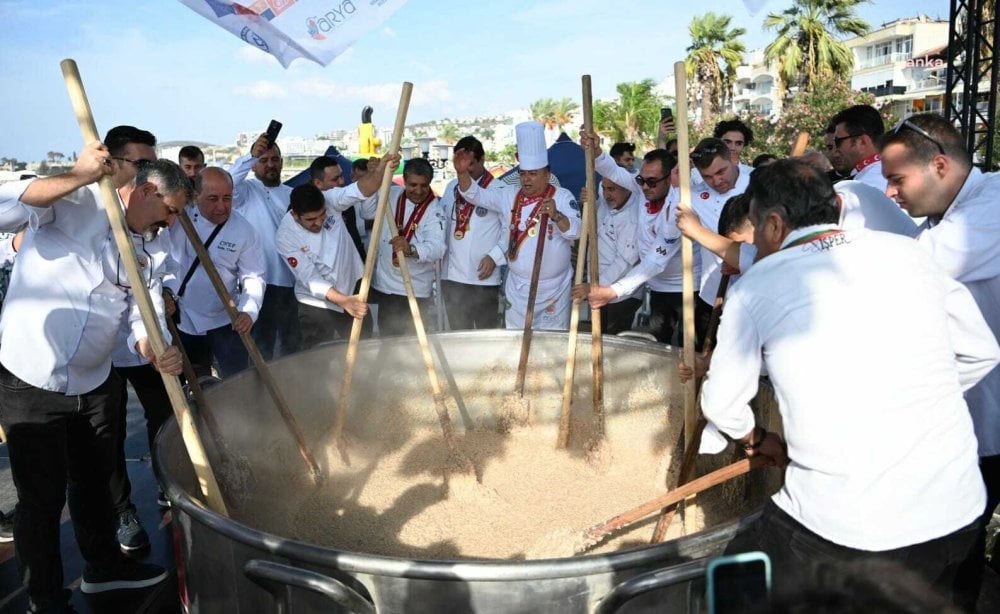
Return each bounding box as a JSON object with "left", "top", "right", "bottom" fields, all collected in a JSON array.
[{"left": 177, "top": 0, "right": 409, "bottom": 68}]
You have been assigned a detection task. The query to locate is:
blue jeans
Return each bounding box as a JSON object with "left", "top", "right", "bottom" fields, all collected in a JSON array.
[{"left": 0, "top": 363, "right": 122, "bottom": 610}]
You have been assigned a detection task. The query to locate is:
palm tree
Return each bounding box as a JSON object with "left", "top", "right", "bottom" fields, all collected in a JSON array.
[
  {"left": 551, "top": 97, "right": 579, "bottom": 131},
  {"left": 439, "top": 122, "right": 460, "bottom": 143},
  {"left": 530, "top": 98, "right": 558, "bottom": 129},
  {"left": 763, "top": 0, "right": 870, "bottom": 95},
  {"left": 685, "top": 12, "right": 747, "bottom": 128},
  {"left": 594, "top": 79, "right": 668, "bottom": 147}
]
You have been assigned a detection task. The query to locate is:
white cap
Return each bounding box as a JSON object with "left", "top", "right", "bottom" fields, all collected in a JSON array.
[{"left": 515, "top": 121, "right": 548, "bottom": 171}]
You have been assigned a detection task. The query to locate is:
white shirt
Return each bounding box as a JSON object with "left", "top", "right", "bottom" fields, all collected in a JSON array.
[
  {"left": 112, "top": 236, "right": 176, "bottom": 368},
  {"left": 230, "top": 154, "right": 295, "bottom": 287},
  {"left": 0, "top": 181, "right": 164, "bottom": 394},
  {"left": 362, "top": 185, "right": 446, "bottom": 298},
  {"left": 916, "top": 168, "right": 1000, "bottom": 457},
  {"left": 167, "top": 208, "right": 266, "bottom": 335},
  {"left": 595, "top": 193, "right": 642, "bottom": 302},
  {"left": 440, "top": 173, "right": 506, "bottom": 286},
  {"left": 596, "top": 152, "right": 687, "bottom": 294},
  {"left": 276, "top": 210, "right": 363, "bottom": 313},
  {"left": 852, "top": 157, "right": 887, "bottom": 192},
  {"left": 702, "top": 225, "right": 995, "bottom": 551},
  {"left": 691, "top": 168, "right": 751, "bottom": 302}
]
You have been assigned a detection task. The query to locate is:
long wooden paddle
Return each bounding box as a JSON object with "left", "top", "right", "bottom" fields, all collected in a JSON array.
[
  {"left": 514, "top": 214, "right": 550, "bottom": 397},
  {"left": 381, "top": 209, "right": 476, "bottom": 479},
  {"left": 580, "top": 456, "right": 769, "bottom": 551},
  {"left": 332, "top": 83, "right": 413, "bottom": 448},
  {"left": 583, "top": 76, "right": 606, "bottom": 445},
  {"left": 556, "top": 75, "right": 595, "bottom": 449},
  {"left": 60, "top": 59, "right": 227, "bottom": 514},
  {"left": 175, "top": 210, "right": 322, "bottom": 483}
]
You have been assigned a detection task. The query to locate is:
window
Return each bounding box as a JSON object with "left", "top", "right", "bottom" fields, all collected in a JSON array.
[{"left": 895, "top": 36, "right": 913, "bottom": 56}]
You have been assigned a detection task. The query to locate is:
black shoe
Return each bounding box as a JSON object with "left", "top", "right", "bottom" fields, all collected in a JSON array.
[
  {"left": 157, "top": 490, "right": 171, "bottom": 509},
  {"left": 115, "top": 510, "right": 150, "bottom": 551},
  {"left": 80, "top": 558, "right": 167, "bottom": 594},
  {"left": 0, "top": 509, "right": 14, "bottom": 543}
]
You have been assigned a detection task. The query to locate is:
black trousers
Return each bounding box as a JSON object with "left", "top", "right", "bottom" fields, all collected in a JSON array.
[
  {"left": 648, "top": 292, "right": 712, "bottom": 349},
  {"left": 441, "top": 280, "right": 500, "bottom": 330},
  {"left": 252, "top": 284, "right": 301, "bottom": 360},
  {"left": 0, "top": 363, "right": 122, "bottom": 610},
  {"left": 179, "top": 325, "right": 249, "bottom": 379},
  {"left": 109, "top": 364, "right": 172, "bottom": 515},
  {"left": 600, "top": 297, "right": 642, "bottom": 335},
  {"left": 728, "top": 500, "right": 982, "bottom": 611},
  {"left": 298, "top": 302, "right": 372, "bottom": 349},
  {"left": 370, "top": 289, "right": 431, "bottom": 337}
]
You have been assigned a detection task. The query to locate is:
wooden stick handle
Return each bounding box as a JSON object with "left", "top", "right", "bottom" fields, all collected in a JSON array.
[
  {"left": 176, "top": 210, "right": 321, "bottom": 482},
  {"left": 60, "top": 59, "right": 228, "bottom": 515},
  {"left": 791, "top": 131, "right": 811, "bottom": 157},
  {"left": 557, "top": 76, "right": 598, "bottom": 449},
  {"left": 673, "top": 61, "right": 698, "bottom": 451},
  {"left": 582, "top": 75, "right": 605, "bottom": 439},
  {"left": 582, "top": 456, "right": 767, "bottom": 547},
  {"left": 333, "top": 82, "right": 413, "bottom": 443},
  {"left": 515, "top": 214, "right": 549, "bottom": 397},
  {"left": 650, "top": 417, "right": 708, "bottom": 542}
]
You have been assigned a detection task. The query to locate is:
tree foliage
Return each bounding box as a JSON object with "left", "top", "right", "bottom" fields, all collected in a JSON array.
[
  {"left": 763, "top": 0, "right": 870, "bottom": 94},
  {"left": 530, "top": 97, "right": 579, "bottom": 130},
  {"left": 685, "top": 12, "right": 747, "bottom": 128},
  {"left": 594, "top": 79, "right": 671, "bottom": 148}
]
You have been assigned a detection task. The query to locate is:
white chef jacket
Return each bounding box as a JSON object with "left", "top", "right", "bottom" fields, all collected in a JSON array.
[
  {"left": 702, "top": 224, "right": 996, "bottom": 551},
  {"left": 441, "top": 174, "right": 506, "bottom": 286},
  {"left": 852, "top": 157, "right": 887, "bottom": 193},
  {"left": 276, "top": 210, "right": 363, "bottom": 313},
  {"left": 230, "top": 154, "right": 295, "bottom": 288},
  {"left": 167, "top": 208, "right": 265, "bottom": 335},
  {"left": 111, "top": 234, "right": 176, "bottom": 368},
  {"left": 596, "top": 152, "right": 688, "bottom": 294},
  {"left": 916, "top": 168, "right": 1000, "bottom": 457},
  {"left": 0, "top": 180, "right": 165, "bottom": 394},
  {"left": 594, "top": 192, "right": 642, "bottom": 303},
  {"left": 690, "top": 167, "right": 750, "bottom": 302},
  {"left": 362, "top": 185, "right": 446, "bottom": 298},
  {"left": 459, "top": 180, "right": 581, "bottom": 329}
]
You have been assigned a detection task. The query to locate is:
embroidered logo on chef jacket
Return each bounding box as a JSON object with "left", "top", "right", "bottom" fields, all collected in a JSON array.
[
  {"left": 545, "top": 301, "right": 557, "bottom": 314},
  {"left": 287, "top": 256, "right": 298, "bottom": 268},
  {"left": 700, "top": 192, "right": 710, "bottom": 200},
  {"left": 475, "top": 207, "right": 488, "bottom": 217},
  {"left": 569, "top": 199, "right": 581, "bottom": 214},
  {"left": 217, "top": 240, "right": 238, "bottom": 253}
]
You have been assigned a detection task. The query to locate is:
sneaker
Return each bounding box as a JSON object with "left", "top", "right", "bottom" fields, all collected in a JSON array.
[
  {"left": 156, "top": 490, "right": 171, "bottom": 509},
  {"left": 0, "top": 509, "right": 14, "bottom": 543},
  {"left": 80, "top": 558, "right": 167, "bottom": 594},
  {"left": 115, "top": 510, "right": 150, "bottom": 551}
]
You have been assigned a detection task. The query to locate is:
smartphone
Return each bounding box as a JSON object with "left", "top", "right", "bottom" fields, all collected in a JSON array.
[
  {"left": 265, "top": 119, "right": 283, "bottom": 148},
  {"left": 706, "top": 551, "right": 771, "bottom": 614},
  {"left": 661, "top": 107, "right": 673, "bottom": 121}
]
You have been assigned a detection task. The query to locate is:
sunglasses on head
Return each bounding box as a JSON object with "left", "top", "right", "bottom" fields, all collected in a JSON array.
[
  {"left": 690, "top": 142, "right": 729, "bottom": 161},
  {"left": 890, "top": 119, "right": 946, "bottom": 155},
  {"left": 635, "top": 174, "right": 667, "bottom": 188}
]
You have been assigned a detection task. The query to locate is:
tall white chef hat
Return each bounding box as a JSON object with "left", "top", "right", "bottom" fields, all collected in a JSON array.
[{"left": 515, "top": 121, "right": 548, "bottom": 171}]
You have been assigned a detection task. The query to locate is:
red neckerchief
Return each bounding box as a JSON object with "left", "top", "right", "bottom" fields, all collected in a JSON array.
[
  {"left": 507, "top": 184, "right": 555, "bottom": 261},
  {"left": 854, "top": 153, "right": 881, "bottom": 174},
  {"left": 393, "top": 189, "right": 435, "bottom": 266},
  {"left": 645, "top": 197, "right": 666, "bottom": 215},
  {"left": 453, "top": 171, "right": 494, "bottom": 239}
]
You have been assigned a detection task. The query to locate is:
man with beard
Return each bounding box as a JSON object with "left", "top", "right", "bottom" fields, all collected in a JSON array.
[
  {"left": 828, "top": 104, "right": 887, "bottom": 191},
  {"left": 178, "top": 145, "right": 206, "bottom": 180},
  {"left": 229, "top": 134, "right": 299, "bottom": 359},
  {"left": 0, "top": 142, "right": 185, "bottom": 611}
]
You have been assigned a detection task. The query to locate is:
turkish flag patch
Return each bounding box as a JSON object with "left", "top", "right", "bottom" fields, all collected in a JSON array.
[
  {"left": 287, "top": 256, "right": 298, "bottom": 268},
  {"left": 700, "top": 192, "right": 710, "bottom": 200}
]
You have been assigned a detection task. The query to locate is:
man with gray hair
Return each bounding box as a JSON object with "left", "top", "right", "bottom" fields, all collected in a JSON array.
[
  {"left": 362, "top": 157, "right": 446, "bottom": 336},
  {"left": 0, "top": 137, "right": 185, "bottom": 610}
]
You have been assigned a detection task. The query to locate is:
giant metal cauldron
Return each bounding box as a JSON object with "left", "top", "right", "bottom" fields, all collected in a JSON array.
[{"left": 154, "top": 330, "right": 780, "bottom": 613}]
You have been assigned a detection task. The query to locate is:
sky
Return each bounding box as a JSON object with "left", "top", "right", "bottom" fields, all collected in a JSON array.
[{"left": 0, "top": 0, "right": 948, "bottom": 161}]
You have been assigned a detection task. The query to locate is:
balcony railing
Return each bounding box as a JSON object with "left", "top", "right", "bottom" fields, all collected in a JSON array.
[{"left": 857, "top": 51, "right": 913, "bottom": 70}]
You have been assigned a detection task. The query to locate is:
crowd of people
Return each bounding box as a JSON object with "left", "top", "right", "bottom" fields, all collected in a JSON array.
[{"left": 0, "top": 103, "right": 997, "bottom": 611}]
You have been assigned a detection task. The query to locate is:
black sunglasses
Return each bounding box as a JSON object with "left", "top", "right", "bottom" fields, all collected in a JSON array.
[
  {"left": 635, "top": 174, "right": 667, "bottom": 188},
  {"left": 832, "top": 133, "right": 862, "bottom": 148},
  {"left": 113, "top": 156, "right": 154, "bottom": 170},
  {"left": 891, "top": 120, "right": 946, "bottom": 155}
]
